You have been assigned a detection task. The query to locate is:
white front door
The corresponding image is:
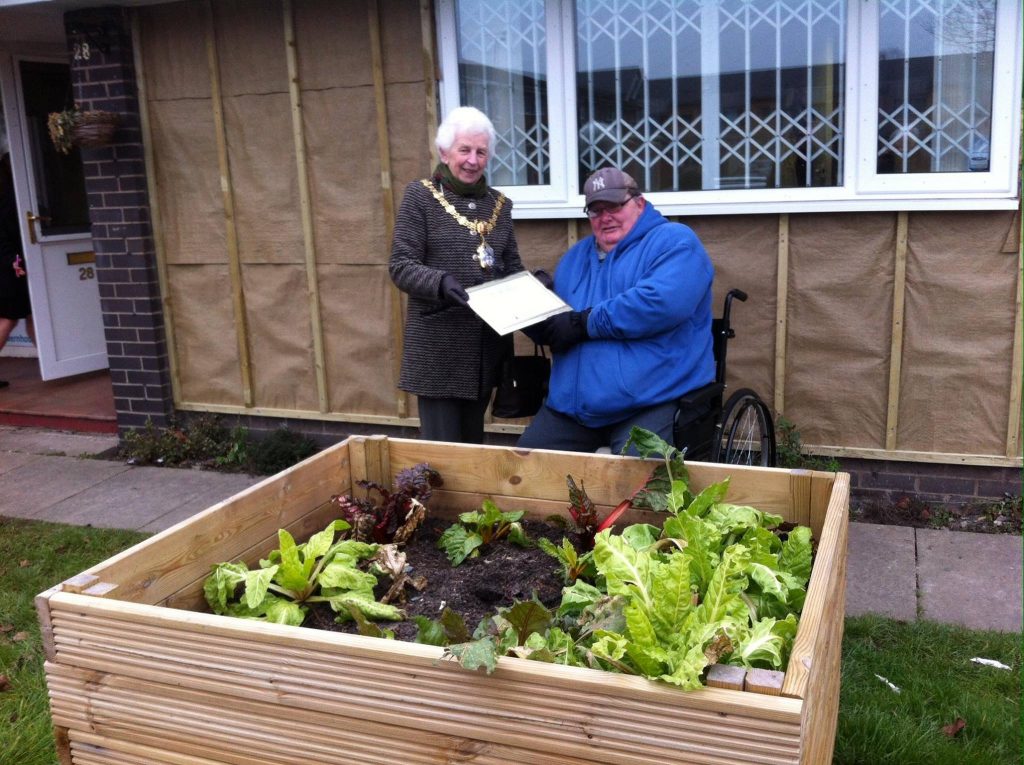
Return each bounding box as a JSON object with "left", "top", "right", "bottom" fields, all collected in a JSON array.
[{"left": 0, "top": 54, "right": 106, "bottom": 380}]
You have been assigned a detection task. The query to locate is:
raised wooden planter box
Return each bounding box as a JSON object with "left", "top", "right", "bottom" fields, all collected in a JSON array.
[{"left": 37, "top": 436, "right": 849, "bottom": 765}]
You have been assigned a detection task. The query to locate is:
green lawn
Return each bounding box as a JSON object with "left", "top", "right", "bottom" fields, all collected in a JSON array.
[
  {"left": 2, "top": 516, "right": 1020, "bottom": 765},
  {"left": 0, "top": 517, "right": 149, "bottom": 765}
]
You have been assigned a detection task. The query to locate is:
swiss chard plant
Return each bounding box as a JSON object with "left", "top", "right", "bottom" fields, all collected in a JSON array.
[
  {"left": 441, "top": 427, "right": 814, "bottom": 691},
  {"left": 536, "top": 536, "right": 597, "bottom": 585},
  {"left": 332, "top": 462, "right": 441, "bottom": 544},
  {"left": 203, "top": 518, "right": 404, "bottom": 627},
  {"left": 437, "top": 499, "right": 530, "bottom": 566},
  {"left": 564, "top": 427, "right": 691, "bottom": 550}
]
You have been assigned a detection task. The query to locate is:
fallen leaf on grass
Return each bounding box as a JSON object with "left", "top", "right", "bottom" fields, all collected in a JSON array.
[
  {"left": 971, "top": 657, "right": 1011, "bottom": 670},
  {"left": 11, "top": 631, "right": 29, "bottom": 642},
  {"left": 0, "top": 674, "right": 10, "bottom": 691},
  {"left": 874, "top": 673, "right": 901, "bottom": 693},
  {"left": 0, "top": 624, "right": 13, "bottom": 633},
  {"left": 941, "top": 718, "right": 966, "bottom": 738},
  {"left": 19, "top": 559, "right": 30, "bottom": 568}
]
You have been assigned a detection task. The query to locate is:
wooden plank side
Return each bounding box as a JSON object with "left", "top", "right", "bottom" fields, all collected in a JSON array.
[
  {"left": 160, "top": 497, "right": 342, "bottom": 611},
  {"left": 47, "top": 591, "right": 801, "bottom": 718},
  {"left": 794, "top": 474, "right": 849, "bottom": 764},
  {"left": 282, "top": 0, "right": 329, "bottom": 414},
  {"left": 774, "top": 213, "right": 790, "bottom": 416},
  {"left": 787, "top": 470, "right": 812, "bottom": 527},
  {"left": 885, "top": 211, "right": 909, "bottom": 451},
  {"left": 46, "top": 598, "right": 803, "bottom": 765},
  {"left": 387, "top": 440, "right": 807, "bottom": 520},
  {"left": 807, "top": 472, "right": 836, "bottom": 539},
  {"left": 1007, "top": 245, "right": 1023, "bottom": 458},
  {"left": 70, "top": 440, "right": 353, "bottom": 605},
  {"left": 49, "top": 664, "right": 595, "bottom": 765},
  {"left": 783, "top": 471, "right": 849, "bottom": 703},
  {"left": 203, "top": 0, "right": 253, "bottom": 406}
]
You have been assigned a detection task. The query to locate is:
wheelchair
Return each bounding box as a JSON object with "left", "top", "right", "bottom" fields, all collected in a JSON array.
[{"left": 672, "top": 289, "right": 777, "bottom": 467}]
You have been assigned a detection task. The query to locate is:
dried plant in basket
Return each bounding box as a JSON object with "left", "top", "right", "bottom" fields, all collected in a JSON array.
[{"left": 47, "top": 106, "right": 121, "bottom": 154}]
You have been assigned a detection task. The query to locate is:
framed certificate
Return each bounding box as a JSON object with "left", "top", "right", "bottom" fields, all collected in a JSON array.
[{"left": 465, "top": 271, "right": 571, "bottom": 335}]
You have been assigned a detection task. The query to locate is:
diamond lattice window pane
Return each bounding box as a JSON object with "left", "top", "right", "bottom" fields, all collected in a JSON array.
[
  {"left": 455, "top": 0, "right": 550, "bottom": 186},
  {"left": 576, "top": 0, "right": 845, "bottom": 192},
  {"left": 877, "top": 0, "right": 995, "bottom": 174}
]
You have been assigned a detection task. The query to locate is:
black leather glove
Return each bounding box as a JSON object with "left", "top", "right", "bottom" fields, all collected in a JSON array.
[
  {"left": 541, "top": 309, "right": 590, "bottom": 353},
  {"left": 439, "top": 273, "right": 469, "bottom": 307},
  {"left": 533, "top": 269, "right": 554, "bottom": 290}
]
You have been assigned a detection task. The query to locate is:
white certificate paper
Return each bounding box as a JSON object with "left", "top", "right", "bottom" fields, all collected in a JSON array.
[{"left": 465, "top": 271, "right": 571, "bottom": 335}]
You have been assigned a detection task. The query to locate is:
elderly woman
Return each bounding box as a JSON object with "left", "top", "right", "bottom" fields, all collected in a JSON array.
[{"left": 389, "top": 106, "right": 524, "bottom": 443}]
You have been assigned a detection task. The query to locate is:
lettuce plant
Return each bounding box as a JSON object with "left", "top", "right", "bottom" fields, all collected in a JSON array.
[
  {"left": 441, "top": 427, "right": 814, "bottom": 691},
  {"left": 203, "top": 518, "right": 403, "bottom": 627}
]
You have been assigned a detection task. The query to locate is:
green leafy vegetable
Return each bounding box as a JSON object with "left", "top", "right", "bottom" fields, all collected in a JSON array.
[
  {"left": 203, "top": 518, "right": 403, "bottom": 626},
  {"left": 413, "top": 607, "right": 470, "bottom": 646},
  {"left": 437, "top": 499, "right": 528, "bottom": 566},
  {"left": 439, "top": 427, "right": 815, "bottom": 692},
  {"left": 537, "top": 536, "right": 596, "bottom": 584}
]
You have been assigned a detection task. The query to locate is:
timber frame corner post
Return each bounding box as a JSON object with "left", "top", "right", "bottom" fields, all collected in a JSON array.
[{"left": 36, "top": 437, "right": 848, "bottom": 765}]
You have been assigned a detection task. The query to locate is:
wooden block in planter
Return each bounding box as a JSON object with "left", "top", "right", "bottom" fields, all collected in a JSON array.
[
  {"left": 706, "top": 663, "right": 747, "bottom": 691},
  {"left": 37, "top": 436, "right": 849, "bottom": 765},
  {"left": 745, "top": 668, "right": 786, "bottom": 696}
]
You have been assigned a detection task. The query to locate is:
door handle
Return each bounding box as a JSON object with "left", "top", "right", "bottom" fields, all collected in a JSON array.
[{"left": 26, "top": 211, "right": 51, "bottom": 245}]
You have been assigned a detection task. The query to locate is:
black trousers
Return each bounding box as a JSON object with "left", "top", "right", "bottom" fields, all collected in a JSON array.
[{"left": 417, "top": 395, "right": 491, "bottom": 444}]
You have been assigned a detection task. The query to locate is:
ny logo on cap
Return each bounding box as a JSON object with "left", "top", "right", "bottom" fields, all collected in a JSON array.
[{"left": 591, "top": 176, "right": 606, "bottom": 191}]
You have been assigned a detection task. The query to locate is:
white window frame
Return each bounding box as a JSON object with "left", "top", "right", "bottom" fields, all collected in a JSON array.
[{"left": 436, "top": 0, "right": 1022, "bottom": 218}]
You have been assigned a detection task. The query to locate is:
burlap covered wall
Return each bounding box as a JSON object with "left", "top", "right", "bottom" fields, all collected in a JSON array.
[
  {"left": 137, "top": 0, "right": 1021, "bottom": 461},
  {"left": 139, "top": 0, "right": 428, "bottom": 416},
  {"left": 785, "top": 214, "right": 894, "bottom": 449},
  {"left": 898, "top": 212, "right": 1020, "bottom": 455}
]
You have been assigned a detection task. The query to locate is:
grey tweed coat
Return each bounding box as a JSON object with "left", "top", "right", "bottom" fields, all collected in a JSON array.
[{"left": 389, "top": 178, "right": 524, "bottom": 399}]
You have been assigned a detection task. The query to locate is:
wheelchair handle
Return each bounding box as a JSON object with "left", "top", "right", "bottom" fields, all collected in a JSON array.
[{"left": 720, "top": 288, "right": 748, "bottom": 331}]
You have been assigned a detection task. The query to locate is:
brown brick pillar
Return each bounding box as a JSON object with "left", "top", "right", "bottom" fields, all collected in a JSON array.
[{"left": 64, "top": 8, "right": 173, "bottom": 432}]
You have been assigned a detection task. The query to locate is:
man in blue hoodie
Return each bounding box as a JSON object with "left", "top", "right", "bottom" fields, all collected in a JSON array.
[{"left": 518, "top": 167, "right": 715, "bottom": 454}]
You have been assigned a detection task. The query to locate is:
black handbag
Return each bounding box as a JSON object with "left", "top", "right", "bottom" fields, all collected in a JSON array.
[{"left": 491, "top": 345, "right": 550, "bottom": 419}]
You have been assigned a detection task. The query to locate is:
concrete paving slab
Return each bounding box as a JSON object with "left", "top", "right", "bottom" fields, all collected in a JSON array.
[
  {"left": 0, "top": 455, "right": 132, "bottom": 519},
  {"left": 845, "top": 522, "right": 918, "bottom": 622},
  {"left": 0, "top": 450, "right": 41, "bottom": 476},
  {"left": 916, "top": 528, "right": 1022, "bottom": 633},
  {"left": 139, "top": 472, "right": 265, "bottom": 533},
  {"left": 0, "top": 426, "right": 118, "bottom": 457},
  {"left": 41, "top": 466, "right": 257, "bottom": 531}
]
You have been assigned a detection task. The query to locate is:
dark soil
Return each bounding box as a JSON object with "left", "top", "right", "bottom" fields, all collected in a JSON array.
[
  {"left": 850, "top": 494, "right": 1021, "bottom": 535},
  {"left": 306, "top": 516, "right": 583, "bottom": 641}
]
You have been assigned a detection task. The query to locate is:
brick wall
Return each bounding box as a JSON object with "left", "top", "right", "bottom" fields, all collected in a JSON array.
[
  {"left": 64, "top": 8, "right": 173, "bottom": 433},
  {"left": 841, "top": 456, "right": 1020, "bottom": 509}
]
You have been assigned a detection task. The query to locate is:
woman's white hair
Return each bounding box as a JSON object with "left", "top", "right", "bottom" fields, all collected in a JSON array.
[{"left": 435, "top": 106, "right": 496, "bottom": 156}]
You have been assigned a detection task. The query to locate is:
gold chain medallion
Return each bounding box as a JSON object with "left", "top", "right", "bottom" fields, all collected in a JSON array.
[{"left": 421, "top": 179, "right": 506, "bottom": 269}]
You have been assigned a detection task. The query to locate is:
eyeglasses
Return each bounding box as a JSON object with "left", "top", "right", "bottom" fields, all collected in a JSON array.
[{"left": 584, "top": 196, "right": 637, "bottom": 218}]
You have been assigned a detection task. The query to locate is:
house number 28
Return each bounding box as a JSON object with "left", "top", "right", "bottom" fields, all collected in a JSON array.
[
  {"left": 73, "top": 42, "right": 91, "bottom": 61},
  {"left": 79, "top": 266, "right": 95, "bottom": 280}
]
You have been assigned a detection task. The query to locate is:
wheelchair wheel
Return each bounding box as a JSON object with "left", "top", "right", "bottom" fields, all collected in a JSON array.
[{"left": 712, "top": 389, "right": 777, "bottom": 467}]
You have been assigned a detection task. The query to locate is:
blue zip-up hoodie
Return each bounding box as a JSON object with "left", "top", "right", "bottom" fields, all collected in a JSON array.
[{"left": 546, "top": 202, "right": 715, "bottom": 428}]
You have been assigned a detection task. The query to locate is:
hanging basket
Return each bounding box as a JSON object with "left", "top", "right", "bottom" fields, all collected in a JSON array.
[{"left": 72, "top": 110, "right": 121, "bottom": 148}]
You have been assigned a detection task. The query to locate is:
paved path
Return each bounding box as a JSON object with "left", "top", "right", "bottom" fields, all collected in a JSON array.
[{"left": 1, "top": 426, "right": 1019, "bottom": 633}]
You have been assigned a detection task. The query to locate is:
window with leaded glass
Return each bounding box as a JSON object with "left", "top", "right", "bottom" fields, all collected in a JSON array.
[{"left": 436, "top": 0, "right": 1021, "bottom": 214}]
